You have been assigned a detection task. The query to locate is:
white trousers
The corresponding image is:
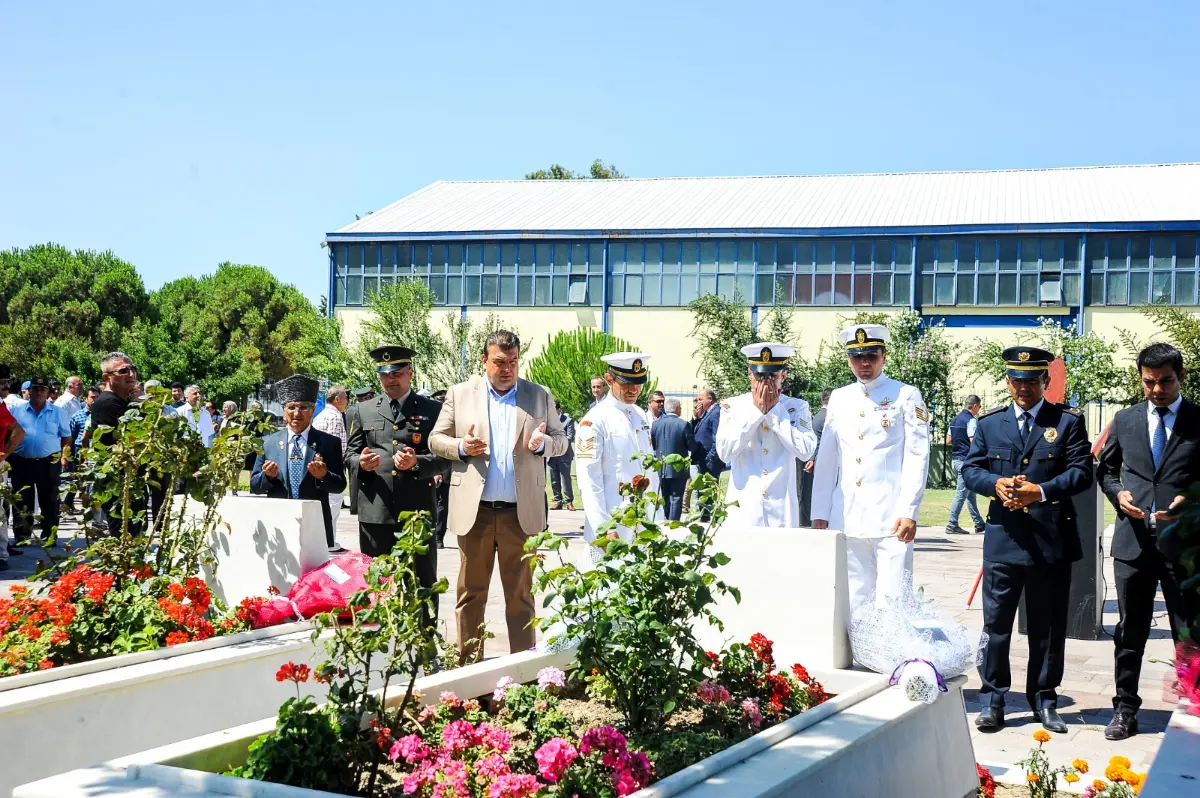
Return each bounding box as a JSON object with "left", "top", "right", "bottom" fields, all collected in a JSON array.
[{"left": 845, "top": 536, "right": 913, "bottom": 611}]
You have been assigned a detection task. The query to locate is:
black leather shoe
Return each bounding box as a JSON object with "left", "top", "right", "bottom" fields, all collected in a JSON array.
[
  {"left": 1039, "top": 708, "right": 1068, "bottom": 733},
  {"left": 1105, "top": 711, "right": 1138, "bottom": 740},
  {"left": 7, "top": 543, "right": 24, "bottom": 557},
  {"left": 975, "top": 706, "right": 1005, "bottom": 730}
]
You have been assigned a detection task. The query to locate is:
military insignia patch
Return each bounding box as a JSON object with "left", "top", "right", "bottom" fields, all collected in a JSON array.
[
  {"left": 915, "top": 406, "right": 929, "bottom": 422},
  {"left": 1043, "top": 428, "right": 1058, "bottom": 442},
  {"left": 633, "top": 358, "right": 643, "bottom": 372},
  {"left": 580, "top": 420, "right": 593, "bottom": 427},
  {"left": 1018, "top": 351, "right": 1030, "bottom": 362},
  {"left": 855, "top": 328, "right": 867, "bottom": 344},
  {"left": 412, "top": 432, "right": 422, "bottom": 445},
  {"left": 761, "top": 346, "right": 772, "bottom": 361},
  {"left": 787, "top": 406, "right": 795, "bottom": 413},
  {"left": 882, "top": 416, "right": 890, "bottom": 429}
]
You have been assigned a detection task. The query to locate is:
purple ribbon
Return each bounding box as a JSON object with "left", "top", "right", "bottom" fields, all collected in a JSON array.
[{"left": 889, "top": 659, "right": 948, "bottom": 693}]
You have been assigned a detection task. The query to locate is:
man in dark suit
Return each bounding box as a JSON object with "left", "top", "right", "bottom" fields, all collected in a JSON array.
[
  {"left": 799, "top": 387, "right": 832, "bottom": 526},
  {"left": 548, "top": 401, "right": 576, "bottom": 510},
  {"left": 345, "top": 347, "right": 448, "bottom": 593},
  {"left": 962, "top": 346, "right": 1092, "bottom": 734},
  {"left": 1096, "top": 342, "right": 1199, "bottom": 740},
  {"left": 652, "top": 397, "right": 693, "bottom": 520},
  {"left": 693, "top": 387, "right": 724, "bottom": 520},
  {"left": 345, "top": 385, "right": 374, "bottom": 516},
  {"left": 251, "top": 374, "right": 348, "bottom": 551}
]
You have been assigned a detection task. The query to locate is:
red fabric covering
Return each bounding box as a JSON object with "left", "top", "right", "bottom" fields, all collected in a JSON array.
[{"left": 248, "top": 551, "right": 373, "bottom": 627}]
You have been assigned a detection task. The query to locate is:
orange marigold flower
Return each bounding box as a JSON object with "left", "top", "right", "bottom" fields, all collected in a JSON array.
[
  {"left": 1093, "top": 780, "right": 1107, "bottom": 791},
  {"left": 1033, "top": 729, "right": 1051, "bottom": 743},
  {"left": 1072, "top": 759, "right": 1089, "bottom": 774},
  {"left": 1126, "top": 771, "right": 1143, "bottom": 787},
  {"left": 1105, "top": 763, "right": 1126, "bottom": 782},
  {"left": 1064, "top": 773, "right": 1080, "bottom": 784},
  {"left": 1027, "top": 774, "right": 1040, "bottom": 783},
  {"left": 1109, "top": 755, "right": 1131, "bottom": 769}
]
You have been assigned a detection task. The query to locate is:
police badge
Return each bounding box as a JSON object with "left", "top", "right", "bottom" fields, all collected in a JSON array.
[{"left": 1043, "top": 428, "right": 1057, "bottom": 443}]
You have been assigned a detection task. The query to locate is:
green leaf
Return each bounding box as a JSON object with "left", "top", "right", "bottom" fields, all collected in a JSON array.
[{"left": 663, "top": 699, "right": 677, "bottom": 714}]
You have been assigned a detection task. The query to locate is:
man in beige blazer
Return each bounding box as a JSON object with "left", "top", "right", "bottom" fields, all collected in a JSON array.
[{"left": 429, "top": 330, "right": 568, "bottom": 659}]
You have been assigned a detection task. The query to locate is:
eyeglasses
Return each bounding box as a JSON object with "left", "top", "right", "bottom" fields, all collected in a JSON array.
[
  {"left": 283, "top": 403, "right": 315, "bottom": 413},
  {"left": 650, "top": 399, "right": 665, "bottom": 404},
  {"left": 104, "top": 365, "right": 138, "bottom": 376}
]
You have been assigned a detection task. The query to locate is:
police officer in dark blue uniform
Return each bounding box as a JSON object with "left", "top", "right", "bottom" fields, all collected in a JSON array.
[{"left": 962, "top": 347, "right": 1092, "bottom": 734}]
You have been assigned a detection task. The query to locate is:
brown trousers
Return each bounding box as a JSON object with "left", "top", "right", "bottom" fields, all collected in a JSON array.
[{"left": 456, "top": 506, "right": 536, "bottom": 659}]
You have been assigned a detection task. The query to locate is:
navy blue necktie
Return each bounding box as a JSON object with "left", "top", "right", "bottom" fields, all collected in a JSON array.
[
  {"left": 1152, "top": 406, "right": 1169, "bottom": 470},
  {"left": 288, "top": 435, "right": 305, "bottom": 498}
]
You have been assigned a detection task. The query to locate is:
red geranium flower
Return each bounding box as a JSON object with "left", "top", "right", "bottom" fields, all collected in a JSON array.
[
  {"left": 791, "top": 663, "right": 810, "bottom": 683},
  {"left": 276, "top": 662, "right": 310, "bottom": 684},
  {"left": 38, "top": 659, "right": 54, "bottom": 670},
  {"left": 748, "top": 633, "right": 775, "bottom": 667},
  {"left": 167, "top": 583, "right": 186, "bottom": 601},
  {"left": 165, "top": 631, "right": 190, "bottom": 646}
]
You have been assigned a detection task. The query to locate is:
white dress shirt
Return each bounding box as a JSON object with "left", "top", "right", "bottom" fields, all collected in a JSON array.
[
  {"left": 1147, "top": 395, "right": 1183, "bottom": 446},
  {"left": 175, "top": 403, "right": 216, "bottom": 447},
  {"left": 55, "top": 391, "right": 83, "bottom": 420}
]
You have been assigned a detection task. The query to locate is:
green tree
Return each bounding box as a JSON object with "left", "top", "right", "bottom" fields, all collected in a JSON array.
[
  {"left": 127, "top": 263, "right": 319, "bottom": 402},
  {"left": 525, "top": 159, "right": 626, "bottom": 180},
  {"left": 432, "top": 310, "right": 515, "bottom": 388},
  {"left": 687, "top": 292, "right": 757, "bottom": 400},
  {"left": 0, "top": 244, "right": 150, "bottom": 381},
  {"left": 964, "top": 317, "right": 1120, "bottom": 407},
  {"left": 1114, "top": 305, "right": 1200, "bottom": 404},
  {"left": 524, "top": 328, "right": 659, "bottom": 421}
]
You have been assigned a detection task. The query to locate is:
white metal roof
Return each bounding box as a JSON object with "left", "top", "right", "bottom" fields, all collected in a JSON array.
[{"left": 331, "top": 163, "right": 1200, "bottom": 237}]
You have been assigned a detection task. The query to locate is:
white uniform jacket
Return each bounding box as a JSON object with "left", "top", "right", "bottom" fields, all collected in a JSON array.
[
  {"left": 715, "top": 393, "right": 817, "bottom": 528},
  {"left": 810, "top": 375, "right": 930, "bottom": 538},
  {"left": 575, "top": 394, "right": 658, "bottom": 544}
]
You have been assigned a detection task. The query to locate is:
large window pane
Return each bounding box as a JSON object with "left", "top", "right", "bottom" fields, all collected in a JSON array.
[
  {"left": 816, "top": 242, "right": 834, "bottom": 273},
  {"left": 833, "top": 274, "right": 852, "bottom": 303},
  {"left": 466, "top": 276, "right": 482, "bottom": 304},
  {"left": 1107, "top": 271, "right": 1129, "bottom": 305},
  {"left": 646, "top": 241, "right": 663, "bottom": 272},
  {"left": 956, "top": 274, "right": 975, "bottom": 304},
  {"left": 430, "top": 244, "right": 447, "bottom": 273},
  {"left": 428, "top": 276, "right": 446, "bottom": 303},
  {"left": 758, "top": 240, "right": 776, "bottom": 269},
  {"left": 717, "top": 242, "right": 736, "bottom": 274},
  {"left": 466, "top": 245, "right": 482, "bottom": 274},
  {"left": 625, "top": 275, "right": 643, "bottom": 304},
  {"left": 680, "top": 274, "right": 698, "bottom": 304},
  {"left": 853, "top": 239, "right": 872, "bottom": 271},
  {"left": 1175, "top": 271, "right": 1196, "bottom": 305},
  {"left": 853, "top": 274, "right": 872, "bottom": 303},
  {"left": 936, "top": 239, "right": 955, "bottom": 272},
  {"left": 1019, "top": 274, "right": 1038, "bottom": 305},
  {"left": 535, "top": 244, "right": 551, "bottom": 272},
  {"left": 872, "top": 274, "right": 892, "bottom": 305},
  {"left": 448, "top": 245, "right": 464, "bottom": 272},
  {"left": 980, "top": 240, "right": 998, "bottom": 272},
  {"left": 796, "top": 275, "right": 814, "bottom": 305},
  {"left": 1062, "top": 273, "right": 1081, "bottom": 306},
  {"left": 500, "top": 244, "right": 516, "bottom": 272},
  {"left": 895, "top": 240, "right": 913, "bottom": 272},
  {"left": 737, "top": 274, "right": 754, "bottom": 300},
  {"left": 608, "top": 275, "right": 625, "bottom": 306},
  {"left": 699, "top": 274, "right": 716, "bottom": 296},
  {"left": 500, "top": 276, "right": 517, "bottom": 304},
  {"left": 998, "top": 274, "right": 1017, "bottom": 305},
  {"left": 814, "top": 275, "right": 833, "bottom": 304},
  {"left": 517, "top": 276, "right": 532, "bottom": 304},
  {"left": 347, "top": 276, "right": 364, "bottom": 305},
  {"left": 935, "top": 274, "right": 954, "bottom": 304},
  {"left": 1152, "top": 272, "right": 1171, "bottom": 304},
  {"left": 1040, "top": 238, "right": 1061, "bottom": 269},
  {"left": 1107, "top": 236, "right": 1129, "bottom": 268},
  {"left": 643, "top": 274, "right": 661, "bottom": 305},
  {"left": 571, "top": 243, "right": 588, "bottom": 274},
  {"left": 334, "top": 276, "right": 346, "bottom": 305},
  {"left": 999, "top": 240, "right": 1018, "bottom": 271},
  {"left": 589, "top": 243, "right": 605, "bottom": 274},
  {"left": 977, "top": 274, "right": 997, "bottom": 306},
  {"left": 1152, "top": 236, "right": 1174, "bottom": 269},
  {"left": 738, "top": 241, "right": 754, "bottom": 273},
  {"left": 1063, "top": 237, "right": 1081, "bottom": 270},
  {"left": 660, "top": 274, "right": 678, "bottom": 305},
  {"left": 588, "top": 275, "right": 603, "bottom": 305},
  {"left": 774, "top": 274, "right": 794, "bottom": 304},
  {"left": 917, "top": 240, "right": 936, "bottom": 273},
  {"left": 700, "top": 242, "right": 717, "bottom": 273},
  {"left": 626, "top": 242, "right": 644, "bottom": 273},
  {"left": 534, "top": 276, "right": 551, "bottom": 305},
  {"left": 1090, "top": 239, "right": 1107, "bottom": 272},
  {"left": 894, "top": 274, "right": 911, "bottom": 304},
  {"left": 518, "top": 243, "right": 533, "bottom": 270},
  {"left": 1019, "top": 238, "right": 1039, "bottom": 271},
  {"left": 717, "top": 274, "right": 737, "bottom": 299},
  {"left": 552, "top": 276, "right": 568, "bottom": 304},
  {"left": 875, "top": 239, "right": 893, "bottom": 269},
  {"left": 834, "top": 242, "right": 852, "bottom": 273},
  {"left": 919, "top": 274, "right": 934, "bottom": 305},
  {"left": 483, "top": 244, "right": 499, "bottom": 272},
  {"left": 348, "top": 245, "right": 364, "bottom": 271},
  {"left": 481, "top": 275, "right": 499, "bottom": 304},
  {"left": 447, "top": 275, "right": 463, "bottom": 305},
  {"left": 681, "top": 242, "right": 698, "bottom": 268},
  {"left": 1178, "top": 235, "right": 1198, "bottom": 266},
  {"left": 756, "top": 275, "right": 775, "bottom": 304},
  {"left": 1128, "top": 272, "right": 1149, "bottom": 305},
  {"left": 777, "top": 240, "right": 796, "bottom": 270},
  {"left": 957, "top": 239, "right": 977, "bottom": 271},
  {"left": 1130, "top": 236, "right": 1150, "bottom": 270},
  {"left": 1087, "top": 272, "right": 1104, "bottom": 306},
  {"left": 796, "top": 241, "right": 814, "bottom": 272}
]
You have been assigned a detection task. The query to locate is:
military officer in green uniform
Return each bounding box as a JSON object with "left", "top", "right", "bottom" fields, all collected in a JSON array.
[{"left": 345, "top": 346, "right": 448, "bottom": 590}]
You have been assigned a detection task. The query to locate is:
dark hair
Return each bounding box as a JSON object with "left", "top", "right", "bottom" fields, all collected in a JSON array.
[
  {"left": 820, "top": 387, "right": 834, "bottom": 404},
  {"left": 1137, "top": 342, "right": 1184, "bottom": 377},
  {"left": 964, "top": 394, "right": 981, "bottom": 409},
  {"left": 482, "top": 329, "right": 520, "bottom": 355},
  {"left": 591, "top": 375, "right": 605, "bottom": 384},
  {"left": 170, "top": 381, "right": 185, "bottom": 390},
  {"left": 89, "top": 384, "right": 103, "bottom": 394},
  {"left": 650, "top": 390, "right": 665, "bottom": 398}
]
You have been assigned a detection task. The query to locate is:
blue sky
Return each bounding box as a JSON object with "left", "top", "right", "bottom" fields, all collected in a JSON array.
[{"left": 2, "top": 2, "right": 1198, "bottom": 304}]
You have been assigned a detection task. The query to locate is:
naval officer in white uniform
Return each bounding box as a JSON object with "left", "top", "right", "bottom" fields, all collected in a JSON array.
[
  {"left": 715, "top": 342, "right": 817, "bottom": 528},
  {"left": 575, "top": 352, "right": 658, "bottom": 563},
  {"left": 811, "top": 324, "right": 931, "bottom": 609}
]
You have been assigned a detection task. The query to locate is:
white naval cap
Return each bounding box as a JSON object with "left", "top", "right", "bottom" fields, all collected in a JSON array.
[
  {"left": 600, "top": 351, "right": 650, "bottom": 384},
  {"left": 838, "top": 323, "right": 889, "bottom": 354},
  {"left": 741, "top": 342, "right": 793, "bottom": 374}
]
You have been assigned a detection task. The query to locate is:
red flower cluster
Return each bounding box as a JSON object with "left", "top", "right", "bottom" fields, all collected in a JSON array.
[
  {"left": 764, "top": 672, "right": 792, "bottom": 712},
  {"left": 976, "top": 763, "right": 995, "bottom": 798},
  {"left": 748, "top": 632, "right": 774, "bottom": 668},
  {"left": 369, "top": 717, "right": 392, "bottom": 750},
  {"left": 276, "top": 661, "right": 311, "bottom": 684},
  {"left": 157, "top": 597, "right": 215, "bottom": 641},
  {"left": 48, "top": 565, "right": 115, "bottom": 605},
  {"left": 165, "top": 631, "right": 191, "bottom": 646}
]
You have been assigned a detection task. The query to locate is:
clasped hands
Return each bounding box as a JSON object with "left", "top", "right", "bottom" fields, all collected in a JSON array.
[
  {"left": 995, "top": 475, "right": 1042, "bottom": 510},
  {"left": 1117, "top": 491, "right": 1185, "bottom": 522},
  {"left": 262, "top": 453, "right": 328, "bottom": 480}
]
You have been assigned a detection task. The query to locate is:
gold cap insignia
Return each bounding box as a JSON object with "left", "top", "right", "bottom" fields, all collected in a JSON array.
[
  {"left": 382, "top": 350, "right": 390, "bottom": 361},
  {"left": 632, "top": 359, "right": 643, "bottom": 372},
  {"left": 1018, "top": 351, "right": 1030, "bottom": 362},
  {"left": 856, "top": 328, "right": 867, "bottom": 344},
  {"left": 761, "top": 347, "right": 772, "bottom": 361}
]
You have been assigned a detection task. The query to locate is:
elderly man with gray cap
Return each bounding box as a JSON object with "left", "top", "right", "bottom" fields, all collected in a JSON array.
[
  {"left": 811, "top": 324, "right": 931, "bottom": 611},
  {"left": 251, "top": 375, "right": 347, "bottom": 553},
  {"left": 715, "top": 342, "right": 817, "bottom": 528}
]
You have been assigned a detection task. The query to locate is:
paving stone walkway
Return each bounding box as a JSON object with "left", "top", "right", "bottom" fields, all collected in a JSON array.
[{"left": 3, "top": 508, "right": 1176, "bottom": 774}]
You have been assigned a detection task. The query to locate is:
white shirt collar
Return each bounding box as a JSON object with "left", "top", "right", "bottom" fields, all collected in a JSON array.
[
  {"left": 287, "top": 426, "right": 310, "bottom": 447},
  {"left": 1013, "top": 399, "right": 1044, "bottom": 420},
  {"left": 1149, "top": 395, "right": 1183, "bottom": 417},
  {"left": 858, "top": 373, "right": 887, "bottom": 392}
]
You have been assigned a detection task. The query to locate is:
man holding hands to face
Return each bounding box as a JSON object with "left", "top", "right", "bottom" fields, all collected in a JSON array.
[
  {"left": 429, "top": 331, "right": 567, "bottom": 659},
  {"left": 962, "top": 346, "right": 1092, "bottom": 734},
  {"left": 251, "top": 374, "right": 347, "bottom": 553},
  {"left": 345, "top": 346, "right": 449, "bottom": 591}
]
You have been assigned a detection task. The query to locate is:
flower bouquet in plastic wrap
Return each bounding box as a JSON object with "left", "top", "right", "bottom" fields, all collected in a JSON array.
[{"left": 848, "top": 573, "right": 986, "bottom": 703}]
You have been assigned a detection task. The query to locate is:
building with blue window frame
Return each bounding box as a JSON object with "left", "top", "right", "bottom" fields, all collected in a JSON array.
[{"left": 325, "top": 163, "right": 1200, "bottom": 394}]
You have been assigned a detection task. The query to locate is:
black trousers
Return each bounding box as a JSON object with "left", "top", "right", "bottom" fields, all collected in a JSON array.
[
  {"left": 660, "top": 476, "right": 686, "bottom": 520},
  {"left": 9, "top": 455, "right": 61, "bottom": 541},
  {"left": 435, "top": 479, "right": 450, "bottom": 543},
  {"left": 799, "top": 460, "right": 814, "bottom": 526},
  {"left": 1113, "top": 549, "right": 1192, "bottom": 713},
  {"left": 360, "top": 521, "right": 438, "bottom": 627},
  {"left": 548, "top": 456, "right": 573, "bottom": 505},
  {"left": 348, "top": 463, "right": 361, "bottom": 514},
  {"left": 979, "top": 559, "right": 1071, "bottom": 711}
]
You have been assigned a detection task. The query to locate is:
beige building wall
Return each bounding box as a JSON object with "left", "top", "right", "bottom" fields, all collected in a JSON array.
[
  {"left": 335, "top": 307, "right": 374, "bottom": 344},
  {"left": 1084, "top": 307, "right": 1170, "bottom": 364},
  {"left": 608, "top": 308, "right": 700, "bottom": 391}
]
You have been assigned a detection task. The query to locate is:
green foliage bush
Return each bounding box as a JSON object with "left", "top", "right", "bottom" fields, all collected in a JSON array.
[{"left": 524, "top": 328, "right": 659, "bottom": 421}]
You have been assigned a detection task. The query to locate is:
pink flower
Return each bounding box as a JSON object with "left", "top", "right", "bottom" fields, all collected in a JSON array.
[
  {"left": 1081, "top": 789, "right": 1096, "bottom": 798},
  {"left": 487, "top": 773, "right": 542, "bottom": 798},
  {"left": 580, "top": 725, "right": 628, "bottom": 758},
  {"left": 614, "top": 768, "right": 642, "bottom": 796},
  {"left": 537, "top": 666, "right": 566, "bottom": 690},
  {"left": 493, "top": 676, "right": 517, "bottom": 702},
  {"left": 622, "top": 750, "right": 653, "bottom": 784},
  {"left": 741, "top": 698, "right": 763, "bottom": 727},
  {"left": 439, "top": 690, "right": 461, "bottom": 707},
  {"left": 463, "top": 698, "right": 481, "bottom": 712},
  {"left": 534, "top": 737, "right": 579, "bottom": 782},
  {"left": 476, "top": 722, "right": 512, "bottom": 753},
  {"left": 697, "top": 680, "right": 732, "bottom": 705},
  {"left": 388, "top": 734, "right": 429, "bottom": 763},
  {"left": 476, "top": 752, "right": 511, "bottom": 780},
  {"left": 441, "top": 720, "right": 478, "bottom": 753},
  {"left": 418, "top": 705, "right": 437, "bottom": 722}
]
